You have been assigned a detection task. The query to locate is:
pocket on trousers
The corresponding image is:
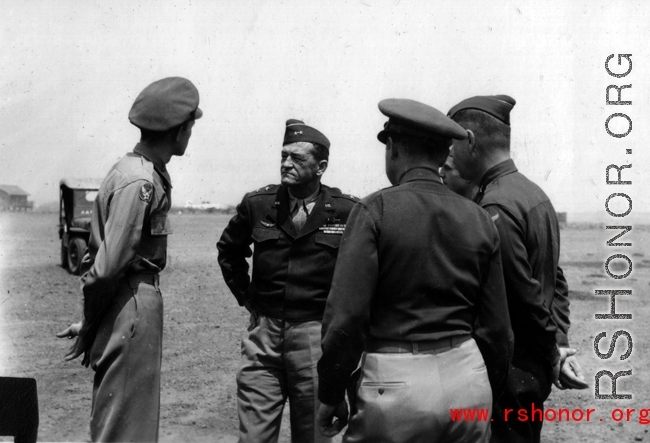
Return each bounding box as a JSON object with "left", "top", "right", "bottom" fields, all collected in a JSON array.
[
  {"left": 472, "top": 361, "right": 487, "bottom": 372},
  {"left": 131, "top": 282, "right": 161, "bottom": 338},
  {"left": 360, "top": 381, "right": 407, "bottom": 396}
]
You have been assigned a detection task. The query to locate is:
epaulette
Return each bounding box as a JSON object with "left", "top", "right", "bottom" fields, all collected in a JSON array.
[
  {"left": 332, "top": 192, "right": 359, "bottom": 202},
  {"left": 117, "top": 153, "right": 155, "bottom": 184},
  {"left": 248, "top": 184, "right": 280, "bottom": 197}
]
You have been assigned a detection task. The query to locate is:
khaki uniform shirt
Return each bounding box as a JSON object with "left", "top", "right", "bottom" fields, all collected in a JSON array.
[{"left": 72, "top": 143, "right": 172, "bottom": 361}]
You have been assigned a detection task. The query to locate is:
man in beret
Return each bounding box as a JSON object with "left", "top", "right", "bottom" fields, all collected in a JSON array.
[
  {"left": 217, "top": 119, "right": 358, "bottom": 443},
  {"left": 448, "top": 95, "right": 587, "bottom": 443},
  {"left": 57, "top": 76, "right": 202, "bottom": 442},
  {"left": 316, "top": 99, "right": 513, "bottom": 443}
]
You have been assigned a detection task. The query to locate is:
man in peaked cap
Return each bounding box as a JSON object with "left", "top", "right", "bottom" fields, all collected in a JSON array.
[
  {"left": 448, "top": 95, "right": 587, "bottom": 443},
  {"left": 316, "top": 99, "right": 513, "bottom": 443},
  {"left": 57, "top": 76, "right": 201, "bottom": 442},
  {"left": 217, "top": 119, "right": 358, "bottom": 443}
]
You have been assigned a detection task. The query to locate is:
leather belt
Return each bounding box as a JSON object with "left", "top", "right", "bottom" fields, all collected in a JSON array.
[{"left": 366, "top": 335, "right": 471, "bottom": 354}]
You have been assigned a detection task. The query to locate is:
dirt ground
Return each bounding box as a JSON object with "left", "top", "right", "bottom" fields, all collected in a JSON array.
[{"left": 0, "top": 211, "right": 649, "bottom": 442}]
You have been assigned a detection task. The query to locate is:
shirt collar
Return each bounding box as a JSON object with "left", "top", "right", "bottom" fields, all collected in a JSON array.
[
  {"left": 398, "top": 167, "right": 442, "bottom": 185},
  {"left": 478, "top": 159, "right": 518, "bottom": 190},
  {"left": 288, "top": 185, "right": 321, "bottom": 212},
  {"left": 133, "top": 143, "right": 172, "bottom": 187}
]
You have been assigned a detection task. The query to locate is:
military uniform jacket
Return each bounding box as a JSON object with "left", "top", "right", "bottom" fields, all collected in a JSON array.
[
  {"left": 71, "top": 143, "right": 173, "bottom": 362},
  {"left": 217, "top": 183, "right": 358, "bottom": 321},
  {"left": 317, "top": 168, "right": 513, "bottom": 406},
  {"left": 474, "top": 159, "right": 569, "bottom": 372}
]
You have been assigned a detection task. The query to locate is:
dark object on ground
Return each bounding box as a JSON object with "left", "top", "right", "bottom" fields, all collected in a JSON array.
[{"left": 0, "top": 377, "right": 39, "bottom": 443}]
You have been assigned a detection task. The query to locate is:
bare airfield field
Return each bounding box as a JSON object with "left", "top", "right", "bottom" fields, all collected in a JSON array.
[{"left": 1, "top": 211, "right": 649, "bottom": 442}]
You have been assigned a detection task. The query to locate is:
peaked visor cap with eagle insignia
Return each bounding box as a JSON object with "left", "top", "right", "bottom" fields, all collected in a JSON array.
[
  {"left": 282, "top": 119, "right": 330, "bottom": 150},
  {"left": 139, "top": 182, "right": 154, "bottom": 202}
]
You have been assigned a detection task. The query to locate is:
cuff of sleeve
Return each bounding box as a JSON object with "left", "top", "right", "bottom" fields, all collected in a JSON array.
[
  {"left": 556, "top": 331, "right": 570, "bottom": 348},
  {"left": 318, "top": 378, "right": 347, "bottom": 406}
]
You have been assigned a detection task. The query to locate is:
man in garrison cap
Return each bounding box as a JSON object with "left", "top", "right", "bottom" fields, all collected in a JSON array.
[
  {"left": 316, "top": 99, "right": 513, "bottom": 443},
  {"left": 448, "top": 95, "right": 587, "bottom": 443},
  {"left": 57, "top": 77, "right": 202, "bottom": 442},
  {"left": 217, "top": 119, "right": 358, "bottom": 443}
]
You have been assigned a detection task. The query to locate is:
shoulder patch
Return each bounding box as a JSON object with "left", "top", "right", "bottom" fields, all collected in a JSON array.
[{"left": 139, "top": 182, "right": 154, "bottom": 202}]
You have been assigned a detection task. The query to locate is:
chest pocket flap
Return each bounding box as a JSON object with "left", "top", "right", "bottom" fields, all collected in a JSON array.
[
  {"left": 315, "top": 232, "right": 342, "bottom": 249},
  {"left": 252, "top": 227, "right": 281, "bottom": 243},
  {"left": 151, "top": 214, "right": 173, "bottom": 236}
]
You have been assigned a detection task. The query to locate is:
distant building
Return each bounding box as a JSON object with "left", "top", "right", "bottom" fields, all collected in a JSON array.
[{"left": 0, "top": 185, "right": 33, "bottom": 211}]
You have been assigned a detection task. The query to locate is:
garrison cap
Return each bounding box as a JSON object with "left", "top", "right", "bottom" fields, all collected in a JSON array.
[
  {"left": 447, "top": 95, "right": 516, "bottom": 126},
  {"left": 377, "top": 98, "right": 467, "bottom": 145},
  {"left": 283, "top": 119, "right": 330, "bottom": 150},
  {"left": 129, "top": 77, "right": 203, "bottom": 131}
]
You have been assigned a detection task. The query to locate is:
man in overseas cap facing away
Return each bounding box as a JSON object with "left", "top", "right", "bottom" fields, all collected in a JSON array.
[
  {"left": 57, "top": 76, "right": 202, "bottom": 442},
  {"left": 217, "top": 119, "right": 357, "bottom": 442},
  {"left": 448, "top": 95, "right": 587, "bottom": 443},
  {"left": 317, "top": 99, "right": 513, "bottom": 443}
]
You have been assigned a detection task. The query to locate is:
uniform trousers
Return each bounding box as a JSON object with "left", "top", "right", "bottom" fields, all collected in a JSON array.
[
  {"left": 89, "top": 275, "right": 163, "bottom": 443},
  {"left": 490, "top": 349, "right": 552, "bottom": 443},
  {"left": 344, "top": 336, "right": 492, "bottom": 443},
  {"left": 237, "top": 312, "right": 330, "bottom": 443}
]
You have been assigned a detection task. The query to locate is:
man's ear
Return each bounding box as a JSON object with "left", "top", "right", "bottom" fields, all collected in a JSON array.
[
  {"left": 466, "top": 129, "right": 476, "bottom": 153},
  {"left": 174, "top": 124, "right": 185, "bottom": 142},
  {"left": 316, "top": 159, "right": 328, "bottom": 176},
  {"left": 387, "top": 137, "right": 399, "bottom": 160}
]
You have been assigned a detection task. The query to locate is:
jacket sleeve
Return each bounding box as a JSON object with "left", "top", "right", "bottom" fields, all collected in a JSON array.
[
  {"left": 472, "top": 225, "right": 513, "bottom": 399},
  {"left": 484, "top": 205, "right": 560, "bottom": 370},
  {"left": 217, "top": 195, "right": 253, "bottom": 306},
  {"left": 552, "top": 265, "right": 571, "bottom": 347},
  {"left": 318, "top": 202, "right": 378, "bottom": 406},
  {"left": 72, "top": 179, "right": 152, "bottom": 360}
]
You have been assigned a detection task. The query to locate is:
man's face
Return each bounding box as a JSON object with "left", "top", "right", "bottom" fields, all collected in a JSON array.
[
  {"left": 280, "top": 142, "right": 323, "bottom": 187},
  {"left": 449, "top": 137, "right": 474, "bottom": 181},
  {"left": 440, "top": 154, "right": 476, "bottom": 199},
  {"left": 173, "top": 120, "right": 196, "bottom": 157}
]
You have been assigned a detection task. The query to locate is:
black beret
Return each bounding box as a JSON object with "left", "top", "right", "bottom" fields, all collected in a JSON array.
[
  {"left": 129, "top": 77, "right": 203, "bottom": 131},
  {"left": 377, "top": 98, "right": 467, "bottom": 144},
  {"left": 283, "top": 119, "right": 330, "bottom": 150},
  {"left": 447, "top": 95, "right": 516, "bottom": 126}
]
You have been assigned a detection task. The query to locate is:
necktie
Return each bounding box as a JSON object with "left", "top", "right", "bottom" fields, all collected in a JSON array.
[{"left": 292, "top": 200, "right": 309, "bottom": 231}]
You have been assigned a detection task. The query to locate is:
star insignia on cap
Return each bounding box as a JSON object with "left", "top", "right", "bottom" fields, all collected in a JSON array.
[
  {"left": 265, "top": 186, "right": 271, "bottom": 191},
  {"left": 293, "top": 131, "right": 303, "bottom": 135}
]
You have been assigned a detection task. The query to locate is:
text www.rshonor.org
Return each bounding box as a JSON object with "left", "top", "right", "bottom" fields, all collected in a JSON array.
[{"left": 449, "top": 406, "right": 650, "bottom": 424}]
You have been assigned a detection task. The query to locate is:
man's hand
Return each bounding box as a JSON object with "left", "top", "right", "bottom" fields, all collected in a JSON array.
[
  {"left": 317, "top": 401, "right": 349, "bottom": 438},
  {"left": 56, "top": 321, "right": 85, "bottom": 362},
  {"left": 57, "top": 321, "right": 83, "bottom": 339},
  {"left": 554, "top": 347, "right": 588, "bottom": 390}
]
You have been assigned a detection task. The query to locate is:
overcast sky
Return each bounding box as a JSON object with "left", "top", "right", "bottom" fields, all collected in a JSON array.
[{"left": 1, "top": 0, "right": 648, "bottom": 216}]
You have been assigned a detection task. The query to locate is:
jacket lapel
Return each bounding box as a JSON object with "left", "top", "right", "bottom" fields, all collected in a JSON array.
[
  {"left": 295, "top": 186, "right": 336, "bottom": 240},
  {"left": 274, "top": 185, "right": 296, "bottom": 239}
]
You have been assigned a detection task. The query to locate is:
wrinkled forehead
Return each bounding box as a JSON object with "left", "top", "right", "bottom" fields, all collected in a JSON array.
[{"left": 281, "top": 141, "right": 316, "bottom": 157}]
